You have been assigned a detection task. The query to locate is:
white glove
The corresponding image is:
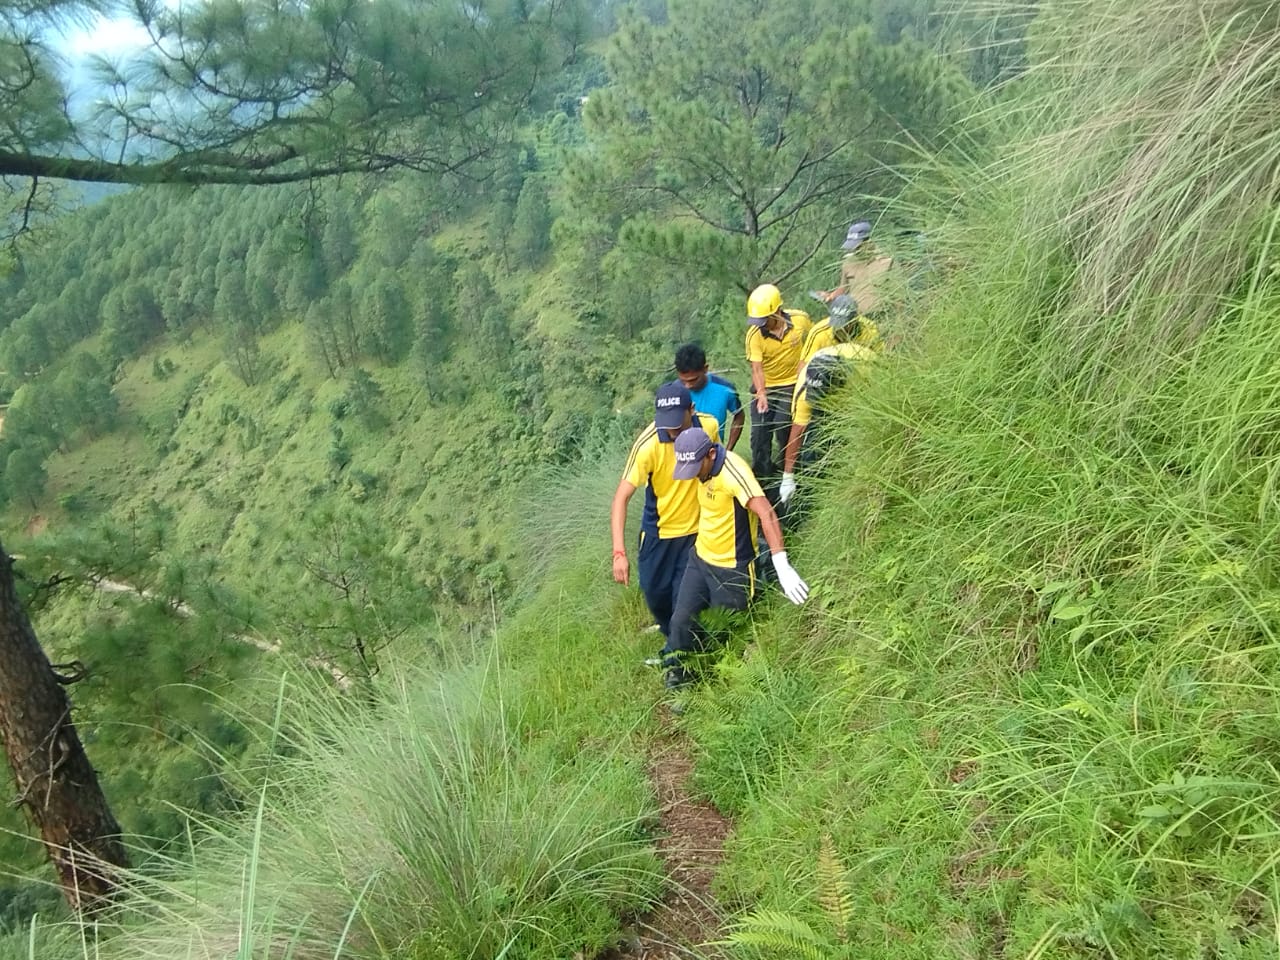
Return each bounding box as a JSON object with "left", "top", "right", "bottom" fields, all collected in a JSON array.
[
  {"left": 771, "top": 551, "right": 809, "bottom": 605},
  {"left": 778, "top": 472, "right": 797, "bottom": 504}
]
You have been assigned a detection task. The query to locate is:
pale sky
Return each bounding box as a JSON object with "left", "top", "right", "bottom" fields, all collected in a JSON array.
[{"left": 60, "top": 13, "right": 153, "bottom": 60}]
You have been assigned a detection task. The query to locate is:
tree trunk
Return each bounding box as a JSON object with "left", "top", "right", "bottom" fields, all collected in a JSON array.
[{"left": 0, "top": 545, "right": 129, "bottom": 912}]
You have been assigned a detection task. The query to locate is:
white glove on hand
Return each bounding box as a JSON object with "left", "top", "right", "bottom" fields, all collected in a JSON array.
[
  {"left": 778, "top": 472, "right": 797, "bottom": 504},
  {"left": 771, "top": 551, "right": 809, "bottom": 605}
]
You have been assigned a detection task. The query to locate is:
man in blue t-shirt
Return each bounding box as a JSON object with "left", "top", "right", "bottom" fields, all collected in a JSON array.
[{"left": 675, "top": 343, "right": 745, "bottom": 451}]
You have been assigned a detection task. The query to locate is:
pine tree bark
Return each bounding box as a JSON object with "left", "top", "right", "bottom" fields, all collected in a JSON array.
[{"left": 0, "top": 544, "right": 129, "bottom": 912}]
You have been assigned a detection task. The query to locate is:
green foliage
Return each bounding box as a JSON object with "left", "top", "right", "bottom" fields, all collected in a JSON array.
[
  {"left": 359, "top": 269, "right": 412, "bottom": 363},
  {"left": 511, "top": 176, "right": 554, "bottom": 268},
  {"left": 0, "top": 0, "right": 590, "bottom": 198},
  {"left": 726, "top": 835, "right": 856, "bottom": 959},
  {"left": 572, "top": 0, "right": 972, "bottom": 289},
  {"left": 673, "top": 3, "right": 1280, "bottom": 958},
  {"left": 3, "top": 446, "right": 43, "bottom": 509},
  {"left": 273, "top": 507, "right": 425, "bottom": 679},
  {"left": 101, "top": 281, "right": 164, "bottom": 362},
  {"left": 7, "top": 569, "right": 666, "bottom": 960},
  {"left": 340, "top": 368, "right": 387, "bottom": 430},
  {"left": 326, "top": 424, "right": 352, "bottom": 474}
]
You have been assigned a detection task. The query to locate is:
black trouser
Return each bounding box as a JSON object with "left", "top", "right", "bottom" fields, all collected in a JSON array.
[
  {"left": 636, "top": 531, "right": 695, "bottom": 647},
  {"left": 665, "top": 555, "right": 754, "bottom": 663},
  {"left": 749, "top": 384, "right": 794, "bottom": 490},
  {"left": 782, "top": 418, "right": 826, "bottom": 528}
]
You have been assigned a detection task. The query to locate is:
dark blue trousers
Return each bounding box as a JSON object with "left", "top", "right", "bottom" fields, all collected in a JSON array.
[
  {"left": 637, "top": 531, "right": 696, "bottom": 645},
  {"left": 666, "top": 555, "right": 754, "bottom": 661}
]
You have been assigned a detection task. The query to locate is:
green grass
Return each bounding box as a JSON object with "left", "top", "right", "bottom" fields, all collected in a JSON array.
[
  {"left": 0, "top": 549, "right": 668, "bottom": 960},
  {"left": 13, "top": 0, "right": 1280, "bottom": 956},
  {"left": 661, "top": 2, "right": 1280, "bottom": 957}
]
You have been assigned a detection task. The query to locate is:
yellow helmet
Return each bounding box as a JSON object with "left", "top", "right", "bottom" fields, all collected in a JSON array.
[{"left": 747, "top": 284, "right": 782, "bottom": 320}]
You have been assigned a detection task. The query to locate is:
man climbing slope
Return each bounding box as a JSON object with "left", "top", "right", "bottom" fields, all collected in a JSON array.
[
  {"left": 611, "top": 383, "right": 721, "bottom": 656},
  {"left": 800, "top": 294, "right": 882, "bottom": 363},
  {"left": 779, "top": 334, "right": 877, "bottom": 508},
  {"left": 674, "top": 342, "right": 745, "bottom": 450},
  {"left": 745, "top": 284, "right": 811, "bottom": 491},
  {"left": 818, "top": 220, "right": 896, "bottom": 317},
  {"left": 662, "top": 426, "right": 809, "bottom": 690}
]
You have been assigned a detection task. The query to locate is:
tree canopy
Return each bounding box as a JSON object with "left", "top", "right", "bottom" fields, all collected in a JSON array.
[
  {"left": 571, "top": 0, "right": 972, "bottom": 290},
  {"left": 1, "top": 0, "right": 585, "bottom": 191}
]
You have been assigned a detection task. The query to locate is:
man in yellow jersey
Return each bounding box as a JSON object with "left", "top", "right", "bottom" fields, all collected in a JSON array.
[
  {"left": 611, "top": 382, "right": 721, "bottom": 658},
  {"left": 663, "top": 427, "right": 809, "bottom": 689},
  {"left": 745, "top": 283, "right": 811, "bottom": 489},
  {"left": 800, "top": 294, "right": 881, "bottom": 364},
  {"left": 779, "top": 338, "right": 876, "bottom": 508}
]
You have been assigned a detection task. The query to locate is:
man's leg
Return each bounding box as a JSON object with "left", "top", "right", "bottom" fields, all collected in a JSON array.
[
  {"left": 707, "top": 560, "right": 754, "bottom": 614},
  {"left": 636, "top": 530, "right": 670, "bottom": 637},
  {"left": 749, "top": 401, "right": 773, "bottom": 479},
  {"left": 666, "top": 535, "right": 698, "bottom": 651},
  {"left": 665, "top": 556, "right": 713, "bottom": 688},
  {"left": 767, "top": 385, "right": 794, "bottom": 481}
]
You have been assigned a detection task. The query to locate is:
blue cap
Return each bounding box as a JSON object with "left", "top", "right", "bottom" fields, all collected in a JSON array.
[
  {"left": 654, "top": 381, "right": 693, "bottom": 433},
  {"left": 843, "top": 220, "right": 872, "bottom": 251},
  {"left": 672, "top": 427, "right": 715, "bottom": 479},
  {"left": 829, "top": 293, "right": 859, "bottom": 329}
]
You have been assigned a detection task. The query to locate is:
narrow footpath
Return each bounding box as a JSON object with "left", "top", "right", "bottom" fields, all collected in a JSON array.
[{"left": 602, "top": 719, "right": 733, "bottom": 960}]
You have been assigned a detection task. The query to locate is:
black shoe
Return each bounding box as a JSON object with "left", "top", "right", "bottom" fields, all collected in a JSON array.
[{"left": 664, "top": 665, "right": 691, "bottom": 690}]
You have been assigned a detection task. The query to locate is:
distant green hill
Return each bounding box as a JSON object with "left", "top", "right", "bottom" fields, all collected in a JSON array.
[{"left": 15, "top": 1, "right": 1280, "bottom": 957}]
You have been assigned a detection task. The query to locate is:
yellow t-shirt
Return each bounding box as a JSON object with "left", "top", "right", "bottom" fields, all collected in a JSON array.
[
  {"left": 791, "top": 343, "right": 875, "bottom": 427},
  {"left": 800, "top": 316, "right": 882, "bottom": 366},
  {"left": 695, "top": 448, "right": 766, "bottom": 569},
  {"left": 623, "top": 413, "right": 721, "bottom": 538},
  {"left": 745, "top": 309, "right": 812, "bottom": 388}
]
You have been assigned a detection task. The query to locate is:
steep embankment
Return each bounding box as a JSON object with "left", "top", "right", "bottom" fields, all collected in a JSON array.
[
  {"left": 671, "top": 2, "right": 1280, "bottom": 958},
  {"left": 10, "top": 0, "right": 1280, "bottom": 957}
]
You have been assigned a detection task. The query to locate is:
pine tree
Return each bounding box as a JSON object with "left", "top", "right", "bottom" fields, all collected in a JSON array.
[{"left": 572, "top": 0, "right": 971, "bottom": 289}]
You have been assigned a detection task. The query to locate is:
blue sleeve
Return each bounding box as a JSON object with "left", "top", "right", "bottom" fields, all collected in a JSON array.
[{"left": 712, "top": 374, "right": 743, "bottom": 415}]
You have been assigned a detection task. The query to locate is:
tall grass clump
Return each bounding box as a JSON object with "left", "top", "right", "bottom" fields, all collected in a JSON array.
[
  {"left": 4, "top": 643, "right": 661, "bottom": 960},
  {"left": 686, "top": 0, "right": 1280, "bottom": 956}
]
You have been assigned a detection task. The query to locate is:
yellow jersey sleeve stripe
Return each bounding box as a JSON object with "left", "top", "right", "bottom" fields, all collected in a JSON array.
[
  {"left": 723, "top": 459, "right": 764, "bottom": 503},
  {"left": 622, "top": 424, "right": 657, "bottom": 481}
]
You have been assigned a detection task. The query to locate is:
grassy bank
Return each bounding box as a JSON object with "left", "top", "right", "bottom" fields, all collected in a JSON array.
[
  {"left": 1, "top": 464, "right": 669, "bottom": 958},
  {"left": 681, "top": 1, "right": 1280, "bottom": 956}
]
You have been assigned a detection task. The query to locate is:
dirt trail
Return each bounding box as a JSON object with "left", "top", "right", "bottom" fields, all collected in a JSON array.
[{"left": 601, "top": 719, "right": 733, "bottom": 960}]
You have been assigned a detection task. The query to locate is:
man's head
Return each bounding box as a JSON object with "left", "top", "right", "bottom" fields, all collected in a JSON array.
[
  {"left": 828, "top": 294, "right": 860, "bottom": 340},
  {"left": 654, "top": 381, "right": 695, "bottom": 441},
  {"left": 674, "top": 343, "right": 709, "bottom": 391},
  {"left": 672, "top": 427, "right": 718, "bottom": 482},
  {"left": 747, "top": 283, "right": 784, "bottom": 328},
  {"left": 843, "top": 220, "right": 872, "bottom": 252}
]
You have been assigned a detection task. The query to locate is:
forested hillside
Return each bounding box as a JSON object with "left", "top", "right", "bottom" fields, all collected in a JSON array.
[
  {"left": 0, "top": 0, "right": 980, "bottom": 946},
  {"left": 5, "top": 0, "right": 1273, "bottom": 956}
]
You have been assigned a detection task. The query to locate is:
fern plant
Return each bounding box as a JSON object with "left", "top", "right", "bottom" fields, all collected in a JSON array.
[{"left": 724, "top": 835, "right": 857, "bottom": 959}]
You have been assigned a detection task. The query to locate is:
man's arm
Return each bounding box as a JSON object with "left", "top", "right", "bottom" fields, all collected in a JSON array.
[
  {"left": 610, "top": 480, "right": 637, "bottom": 584},
  {"left": 747, "top": 495, "right": 809, "bottom": 604},
  {"left": 728, "top": 409, "right": 746, "bottom": 450},
  {"left": 746, "top": 496, "right": 785, "bottom": 555},
  {"left": 783, "top": 421, "right": 807, "bottom": 474},
  {"left": 750, "top": 360, "right": 768, "bottom": 413}
]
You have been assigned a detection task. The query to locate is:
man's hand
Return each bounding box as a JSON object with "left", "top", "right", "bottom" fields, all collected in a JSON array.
[
  {"left": 755, "top": 394, "right": 769, "bottom": 414},
  {"left": 778, "top": 472, "right": 797, "bottom": 504},
  {"left": 772, "top": 551, "right": 809, "bottom": 605},
  {"left": 612, "top": 551, "right": 630, "bottom": 585}
]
